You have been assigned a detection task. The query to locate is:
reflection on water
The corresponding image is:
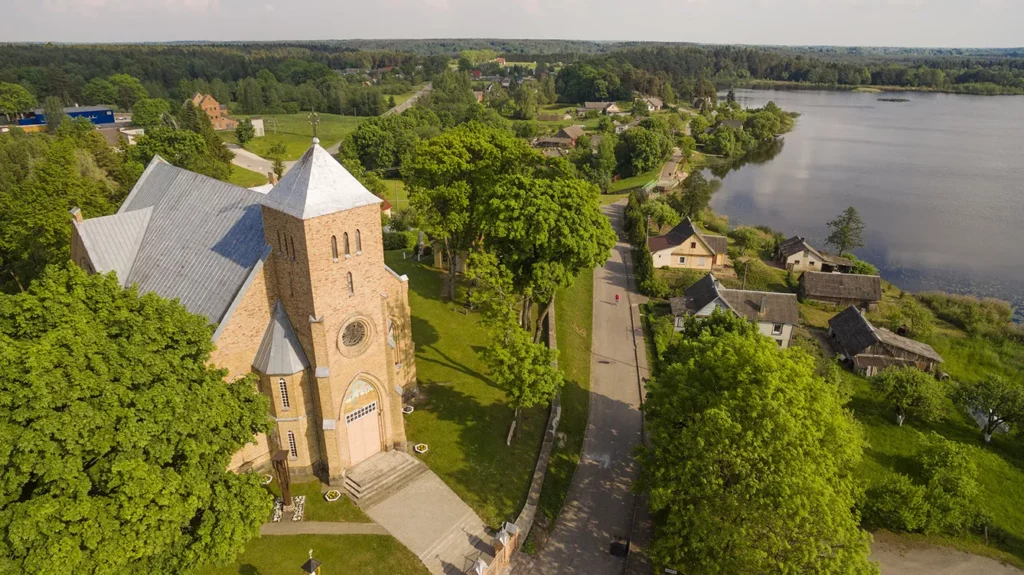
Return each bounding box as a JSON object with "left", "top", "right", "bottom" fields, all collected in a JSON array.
[{"left": 710, "top": 89, "right": 1024, "bottom": 317}]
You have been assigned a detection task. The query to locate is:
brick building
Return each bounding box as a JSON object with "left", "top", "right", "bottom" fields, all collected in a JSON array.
[
  {"left": 70, "top": 141, "right": 417, "bottom": 485},
  {"left": 190, "top": 92, "right": 237, "bottom": 131}
]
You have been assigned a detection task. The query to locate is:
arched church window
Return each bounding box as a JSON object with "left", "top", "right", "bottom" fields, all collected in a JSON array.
[
  {"left": 331, "top": 236, "right": 339, "bottom": 262},
  {"left": 343, "top": 232, "right": 351, "bottom": 256},
  {"left": 279, "top": 378, "right": 290, "bottom": 410},
  {"left": 356, "top": 229, "right": 362, "bottom": 254},
  {"left": 287, "top": 431, "right": 298, "bottom": 459},
  {"left": 347, "top": 272, "right": 354, "bottom": 296}
]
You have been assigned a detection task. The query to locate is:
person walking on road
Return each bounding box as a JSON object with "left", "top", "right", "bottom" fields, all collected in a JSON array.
[{"left": 615, "top": 293, "right": 620, "bottom": 305}]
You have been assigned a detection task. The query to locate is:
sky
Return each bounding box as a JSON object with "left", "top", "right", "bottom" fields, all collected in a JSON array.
[{"left": 5, "top": 0, "right": 1022, "bottom": 48}]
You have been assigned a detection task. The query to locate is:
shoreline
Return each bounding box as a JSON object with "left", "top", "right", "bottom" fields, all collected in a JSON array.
[{"left": 727, "top": 79, "right": 1024, "bottom": 97}]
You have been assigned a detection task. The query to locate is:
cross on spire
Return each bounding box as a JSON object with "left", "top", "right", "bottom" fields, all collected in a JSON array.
[{"left": 308, "top": 110, "right": 320, "bottom": 144}]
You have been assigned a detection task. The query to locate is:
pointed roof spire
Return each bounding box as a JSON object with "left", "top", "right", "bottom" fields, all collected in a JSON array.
[
  {"left": 262, "top": 143, "right": 382, "bottom": 220},
  {"left": 252, "top": 301, "right": 309, "bottom": 375}
]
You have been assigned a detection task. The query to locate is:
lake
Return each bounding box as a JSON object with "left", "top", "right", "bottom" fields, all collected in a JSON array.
[{"left": 710, "top": 88, "right": 1024, "bottom": 316}]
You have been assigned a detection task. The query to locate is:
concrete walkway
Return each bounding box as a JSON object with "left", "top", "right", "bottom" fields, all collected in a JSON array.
[
  {"left": 525, "top": 201, "right": 648, "bottom": 574},
  {"left": 364, "top": 471, "right": 492, "bottom": 575},
  {"left": 260, "top": 521, "right": 388, "bottom": 536},
  {"left": 225, "top": 143, "right": 296, "bottom": 177}
]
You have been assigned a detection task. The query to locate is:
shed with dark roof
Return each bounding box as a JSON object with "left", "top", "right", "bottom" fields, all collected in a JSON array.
[
  {"left": 828, "top": 305, "right": 943, "bottom": 375},
  {"left": 799, "top": 271, "right": 882, "bottom": 310}
]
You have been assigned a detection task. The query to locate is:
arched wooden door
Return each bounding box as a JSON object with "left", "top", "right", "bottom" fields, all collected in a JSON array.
[{"left": 343, "top": 380, "right": 381, "bottom": 466}]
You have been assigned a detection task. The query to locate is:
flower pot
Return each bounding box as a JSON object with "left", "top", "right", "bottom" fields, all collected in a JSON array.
[
  {"left": 414, "top": 443, "right": 429, "bottom": 454},
  {"left": 324, "top": 490, "right": 342, "bottom": 502}
]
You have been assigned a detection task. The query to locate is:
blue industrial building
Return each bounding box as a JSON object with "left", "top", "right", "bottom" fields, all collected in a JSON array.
[{"left": 18, "top": 105, "right": 115, "bottom": 126}]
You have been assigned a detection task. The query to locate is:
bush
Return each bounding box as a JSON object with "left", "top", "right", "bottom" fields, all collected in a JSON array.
[
  {"left": 917, "top": 292, "right": 1014, "bottom": 337},
  {"left": 865, "top": 473, "right": 932, "bottom": 532},
  {"left": 650, "top": 313, "right": 678, "bottom": 361},
  {"left": 732, "top": 258, "right": 775, "bottom": 291},
  {"left": 846, "top": 254, "right": 879, "bottom": 275},
  {"left": 640, "top": 276, "right": 670, "bottom": 298},
  {"left": 667, "top": 269, "right": 706, "bottom": 295},
  {"left": 700, "top": 209, "right": 729, "bottom": 234},
  {"left": 728, "top": 226, "right": 774, "bottom": 256},
  {"left": 512, "top": 121, "right": 538, "bottom": 138},
  {"left": 382, "top": 231, "right": 417, "bottom": 250}
]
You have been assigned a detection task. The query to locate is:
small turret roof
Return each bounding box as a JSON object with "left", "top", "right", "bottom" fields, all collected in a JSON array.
[
  {"left": 262, "top": 142, "right": 382, "bottom": 220},
  {"left": 252, "top": 301, "right": 309, "bottom": 375}
]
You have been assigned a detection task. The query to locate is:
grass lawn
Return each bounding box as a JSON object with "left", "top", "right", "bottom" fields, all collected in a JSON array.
[
  {"left": 535, "top": 268, "right": 594, "bottom": 539},
  {"left": 390, "top": 83, "right": 427, "bottom": 107},
  {"left": 208, "top": 535, "right": 428, "bottom": 575},
  {"left": 384, "top": 251, "right": 546, "bottom": 529},
  {"left": 381, "top": 179, "right": 409, "bottom": 209},
  {"left": 227, "top": 164, "right": 268, "bottom": 188},
  {"left": 265, "top": 479, "right": 370, "bottom": 523},
  {"left": 222, "top": 113, "right": 366, "bottom": 160},
  {"left": 608, "top": 166, "right": 661, "bottom": 194},
  {"left": 848, "top": 371, "right": 1024, "bottom": 567}
]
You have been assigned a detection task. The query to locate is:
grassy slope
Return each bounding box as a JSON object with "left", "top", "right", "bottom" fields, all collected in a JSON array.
[
  {"left": 227, "top": 164, "right": 268, "bottom": 188},
  {"left": 384, "top": 251, "right": 546, "bottom": 529},
  {"left": 208, "top": 535, "right": 429, "bottom": 575},
  {"left": 390, "top": 84, "right": 427, "bottom": 107},
  {"left": 536, "top": 268, "right": 594, "bottom": 531},
  {"left": 222, "top": 113, "right": 365, "bottom": 160},
  {"left": 381, "top": 179, "right": 409, "bottom": 209}
]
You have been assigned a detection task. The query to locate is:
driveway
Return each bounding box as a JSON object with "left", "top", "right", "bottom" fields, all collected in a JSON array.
[
  {"left": 225, "top": 143, "right": 295, "bottom": 177},
  {"left": 524, "top": 201, "right": 648, "bottom": 574},
  {"left": 871, "top": 534, "right": 1023, "bottom": 575}
]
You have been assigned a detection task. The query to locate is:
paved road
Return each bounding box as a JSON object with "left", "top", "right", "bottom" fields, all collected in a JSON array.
[
  {"left": 526, "top": 201, "right": 647, "bottom": 574},
  {"left": 225, "top": 143, "right": 296, "bottom": 178},
  {"left": 383, "top": 83, "right": 433, "bottom": 117}
]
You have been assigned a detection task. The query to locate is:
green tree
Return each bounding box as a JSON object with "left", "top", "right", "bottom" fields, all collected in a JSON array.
[
  {"left": 871, "top": 366, "right": 947, "bottom": 426},
  {"left": 539, "top": 74, "right": 557, "bottom": 104},
  {"left": 642, "top": 198, "right": 680, "bottom": 233},
  {"left": 0, "top": 265, "right": 271, "bottom": 574},
  {"left": 616, "top": 127, "right": 667, "bottom": 176},
  {"left": 42, "top": 96, "right": 68, "bottom": 134},
  {"left": 884, "top": 295, "right": 934, "bottom": 337},
  {"left": 235, "top": 118, "right": 255, "bottom": 148},
  {"left": 387, "top": 95, "right": 396, "bottom": 109},
  {"left": 743, "top": 110, "right": 781, "bottom": 141},
  {"left": 668, "top": 170, "right": 716, "bottom": 219},
  {"left": 0, "top": 82, "right": 36, "bottom": 121},
  {"left": 482, "top": 306, "right": 563, "bottom": 440},
  {"left": 108, "top": 73, "right": 149, "bottom": 110},
  {"left": 955, "top": 375, "right": 1024, "bottom": 443},
  {"left": 268, "top": 141, "right": 287, "bottom": 180},
  {"left": 639, "top": 311, "right": 875, "bottom": 574},
  {"left": 236, "top": 78, "right": 265, "bottom": 115},
  {"left": 826, "top": 206, "right": 866, "bottom": 256},
  {"left": 512, "top": 83, "right": 538, "bottom": 120},
  {"left": 688, "top": 114, "right": 709, "bottom": 136},
  {"left": 726, "top": 88, "right": 737, "bottom": 103},
  {"left": 128, "top": 127, "right": 230, "bottom": 181},
  {"left": 80, "top": 77, "right": 117, "bottom": 106},
  {"left": 131, "top": 98, "right": 170, "bottom": 129}
]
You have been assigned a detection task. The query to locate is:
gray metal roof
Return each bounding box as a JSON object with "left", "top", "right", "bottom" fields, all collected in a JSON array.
[
  {"left": 75, "top": 207, "right": 152, "bottom": 286},
  {"left": 262, "top": 142, "right": 382, "bottom": 220},
  {"left": 252, "top": 301, "right": 310, "bottom": 375},
  {"left": 77, "top": 156, "right": 268, "bottom": 325}
]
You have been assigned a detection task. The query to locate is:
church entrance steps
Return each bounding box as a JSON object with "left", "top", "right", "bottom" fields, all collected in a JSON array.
[
  {"left": 363, "top": 469, "right": 495, "bottom": 575},
  {"left": 344, "top": 450, "right": 428, "bottom": 508}
]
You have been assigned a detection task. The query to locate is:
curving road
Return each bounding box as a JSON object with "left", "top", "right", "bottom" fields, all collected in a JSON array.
[{"left": 524, "top": 201, "right": 649, "bottom": 574}]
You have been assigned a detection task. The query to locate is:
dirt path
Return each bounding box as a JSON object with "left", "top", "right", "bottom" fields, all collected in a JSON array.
[{"left": 871, "top": 535, "right": 1023, "bottom": 575}]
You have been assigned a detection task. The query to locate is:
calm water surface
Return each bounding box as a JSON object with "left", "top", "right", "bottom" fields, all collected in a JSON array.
[{"left": 711, "top": 89, "right": 1024, "bottom": 314}]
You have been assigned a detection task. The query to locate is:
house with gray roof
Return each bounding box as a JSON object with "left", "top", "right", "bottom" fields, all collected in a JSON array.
[
  {"left": 775, "top": 236, "right": 853, "bottom": 273},
  {"left": 828, "top": 305, "right": 943, "bottom": 375},
  {"left": 70, "top": 141, "right": 420, "bottom": 487},
  {"left": 648, "top": 217, "right": 729, "bottom": 271},
  {"left": 670, "top": 273, "right": 800, "bottom": 347}
]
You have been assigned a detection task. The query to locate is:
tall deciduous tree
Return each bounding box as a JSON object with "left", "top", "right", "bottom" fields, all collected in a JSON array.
[
  {"left": 955, "top": 376, "right": 1024, "bottom": 443},
  {"left": 481, "top": 303, "right": 563, "bottom": 441},
  {"left": 0, "top": 265, "right": 271, "bottom": 574},
  {"left": 639, "top": 311, "right": 875, "bottom": 574},
  {"left": 108, "top": 73, "right": 149, "bottom": 110},
  {"left": 872, "top": 366, "right": 947, "bottom": 426},
  {"left": 668, "top": 170, "right": 716, "bottom": 219},
  {"left": 0, "top": 82, "right": 36, "bottom": 121},
  {"left": 826, "top": 206, "right": 866, "bottom": 256},
  {"left": 235, "top": 118, "right": 255, "bottom": 147},
  {"left": 131, "top": 98, "right": 170, "bottom": 129},
  {"left": 42, "top": 96, "right": 68, "bottom": 134}
]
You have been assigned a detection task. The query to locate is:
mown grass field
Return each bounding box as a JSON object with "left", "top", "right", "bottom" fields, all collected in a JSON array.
[
  {"left": 384, "top": 251, "right": 546, "bottom": 529},
  {"left": 208, "top": 535, "right": 428, "bottom": 575},
  {"left": 227, "top": 164, "right": 268, "bottom": 188},
  {"left": 533, "top": 268, "right": 594, "bottom": 544},
  {"left": 222, "top": 113, "right": 366, "bottom": 160}
]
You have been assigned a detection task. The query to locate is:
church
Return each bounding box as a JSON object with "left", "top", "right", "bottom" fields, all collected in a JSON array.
[{"left": 69, "top": 140, "right": 417, "bottom": 485}]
